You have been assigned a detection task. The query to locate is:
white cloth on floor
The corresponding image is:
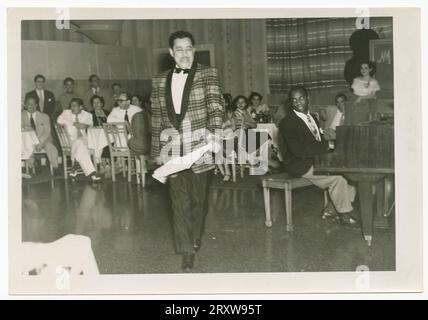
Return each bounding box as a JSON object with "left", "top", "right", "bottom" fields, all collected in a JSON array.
[{"left": 19, "top": 234, "right": 99, "bottom": 276}]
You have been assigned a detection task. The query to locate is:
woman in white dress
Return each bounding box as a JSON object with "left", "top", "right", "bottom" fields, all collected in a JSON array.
[{"left": 351, "top": 61, "right": 381, "bottom": 103}]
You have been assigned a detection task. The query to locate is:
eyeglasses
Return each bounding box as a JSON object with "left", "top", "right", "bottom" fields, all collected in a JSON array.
[{"left": 117, "top": 99, "right": 128, "bottom": 102}]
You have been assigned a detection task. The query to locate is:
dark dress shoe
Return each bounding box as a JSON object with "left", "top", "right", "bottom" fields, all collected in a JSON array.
[
  {"left": 181, "top": 252, "right": 195, "bottom": 271},
  {"left": 339, "top": 212, "right": 359, "bottom": 229},
  {"left": 193, "top": 239, "right": 202, "bottom": 252}
]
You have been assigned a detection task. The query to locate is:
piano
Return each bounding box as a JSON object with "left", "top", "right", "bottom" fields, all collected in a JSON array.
[{"left": 314, "top": 117, "right": 394, "bottom": 246}]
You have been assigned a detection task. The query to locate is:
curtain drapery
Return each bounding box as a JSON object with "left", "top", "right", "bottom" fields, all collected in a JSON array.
[{"left": 266, "top": 18, "right": 392, "bottom": 94}]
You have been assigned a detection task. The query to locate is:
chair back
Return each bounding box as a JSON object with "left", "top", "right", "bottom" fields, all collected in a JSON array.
[
  {"left": 102, "top": 122, "right": 130, "bottom": 155},
  {"left": 54, "top": 123, "right": 72, "bottom": 155}
]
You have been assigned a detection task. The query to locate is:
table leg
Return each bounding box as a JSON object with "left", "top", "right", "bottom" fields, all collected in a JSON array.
[
  {"left": 358, "top": 180, "right": 374, "bottom": 246},
  {"left": 263, "top": 186, "right": 272, "bottom": 227}
]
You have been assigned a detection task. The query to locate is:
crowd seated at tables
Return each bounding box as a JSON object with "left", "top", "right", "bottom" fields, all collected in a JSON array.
[{"left": 22, "top": 70, "right": 378, "bottom": 183}]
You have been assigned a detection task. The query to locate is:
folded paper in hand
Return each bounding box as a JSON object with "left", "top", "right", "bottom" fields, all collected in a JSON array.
[{"left": 152, "top": 139, "right": 221, "bottom": 183}]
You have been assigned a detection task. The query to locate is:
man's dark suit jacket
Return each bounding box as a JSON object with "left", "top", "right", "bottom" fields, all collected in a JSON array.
[
  {"left": 128, "top": 110, "right": 151, "bottom": 156},
  {"left": 25, "top": 89, "right": 56, "bottom": 118},
  {"left": 278, "top": 109, "right": 330, "bottom": 178}
]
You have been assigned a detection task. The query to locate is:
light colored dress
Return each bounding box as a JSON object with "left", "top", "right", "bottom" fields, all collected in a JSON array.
[{"left": 351, "top": 77, "right": 381, "bottom": 97}]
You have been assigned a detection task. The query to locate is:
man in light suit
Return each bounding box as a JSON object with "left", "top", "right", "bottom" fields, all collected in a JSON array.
[
  {"left": 151, "top": 31, "right": 224, "bottom": 271},
  {"left": 21, "top": 96, "right": 59, "bottom": 171},
  {"left": 25, "top": 74, "right": 56, "bottom": 119},
  {"left": 279, "top": 86, "right": 357, "bottom": 227},
  {"left": 57, "top": 98, "right": 101, "bottom": 182},
  {"left": 322, "top": 93, "right": 347, "bottom": 141},
  {"left": 84, "top": 74, "right": 111, "bottom": 112}
]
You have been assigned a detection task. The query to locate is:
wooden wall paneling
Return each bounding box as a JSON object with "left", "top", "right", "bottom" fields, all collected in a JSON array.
[
  {"left": 240, "top": 20, "right": 250, "bottom": 96},
  {"left": 41, "top": 20, "right": 54, "bottom": 41},
  {"left": 28, "top": 21, "right": 42, "bottom": 40},
  {"left": 250, "top": 19, "right": 269, "bottom": 97},
  {"left": 229, "top": 19, "right": 245, "bottom": 96},
  {"left": 220, "top": 20, "right": 232, "bottom": 95}
]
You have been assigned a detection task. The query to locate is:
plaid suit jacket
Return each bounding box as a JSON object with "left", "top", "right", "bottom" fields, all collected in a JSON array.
[{"left": 151, "top": 63, "right": 224, "bottom": 173}]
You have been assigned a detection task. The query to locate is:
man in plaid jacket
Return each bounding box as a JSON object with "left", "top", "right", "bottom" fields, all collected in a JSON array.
[{"left": 150, "top": 31, "right": 224, "bottom": 271}]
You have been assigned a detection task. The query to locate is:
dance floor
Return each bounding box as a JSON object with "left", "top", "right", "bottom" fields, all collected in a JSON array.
[{"left": 21, "top": 172, "right": 395, "bottom": 274}]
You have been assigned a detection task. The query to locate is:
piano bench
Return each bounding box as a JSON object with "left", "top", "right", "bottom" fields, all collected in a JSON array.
[{"left": 261, "top": 173, "right": 328, "bottom": 231}]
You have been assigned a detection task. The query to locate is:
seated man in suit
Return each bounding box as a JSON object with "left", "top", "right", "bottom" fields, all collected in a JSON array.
[
  {"left": 84, "top": 74, "right": 111, "bottom": 112},
  {"left": 57, "top": 98, "right": 101, "bottom": 181},
  {"left": 322, "top": 93, "right": 347, "bottom": 142},
  {"left": 278, "top": 86, "right": 357, "bottom": 227},
  {"left": 21, "top": 96, "right": 59, "bottom": 172},
  {"left": 107, "top": 92, "right": 142, "bottom": 125},
  {"left": 25, "top": 74, "right": 56, "bottom": 119}
]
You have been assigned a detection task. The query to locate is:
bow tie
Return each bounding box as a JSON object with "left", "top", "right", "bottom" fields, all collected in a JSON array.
[{"left": 174, "top": 68, "right": 190, "bottom": 74}]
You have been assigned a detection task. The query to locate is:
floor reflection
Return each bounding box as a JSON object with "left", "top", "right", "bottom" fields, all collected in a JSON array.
[{"left": 21, "top": 177, "right": 395, "bottom": 274}]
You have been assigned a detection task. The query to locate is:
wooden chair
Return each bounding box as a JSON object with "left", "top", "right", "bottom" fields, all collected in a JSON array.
[
  {"left": 23, "top": 151, "right": 54, "bottom": 176},
  {"left": 237, "top": 128, "right": 270, "bottom": 179},
  {"left": 102, "top": 122, "right": 147, "bottom": 185},
  {"left": 54, "top": 123, "right": 95, "bottom": 179},
  {"left": 262, "top": 173, "right": 328, "bottom": 231},
  {"left": 54, "top": 123, "right": 75, "bottom": 180}
]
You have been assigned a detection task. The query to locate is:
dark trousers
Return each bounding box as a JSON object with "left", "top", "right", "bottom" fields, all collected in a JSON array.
[{"left": 169, "top": 170, "right": 209, "bottom": 254}]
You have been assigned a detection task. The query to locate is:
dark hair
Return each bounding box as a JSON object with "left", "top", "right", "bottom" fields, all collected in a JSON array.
[
  {"left": 232, "top": 95, "right": 249, "bottom": 109},
  {"left": 335, "top": 93, "right": 348, "bottom": 102},
  {"left": 222, "top": 93, "right": 232, "bottom": 106},
  {"left": 88, "top": 74, "right": 100, "bottom": 82},
  {"left": 119, "top": 92, "right": 132, "bottom": 101},
  {"left": 63, "top": 77, "right": 75, "bottom": 85},
  {"left": 288, "top": 85, "right": 308, "bottom": 99},
  {"left": 34, "top": 74, "right": 46, "bottom": 82},
  {"left": 249, "top": 92, "right": 263, "bottom": 102},
  {"left": 168, "top": 30, "right": 195, "bottom": 49},
  {"left": 69, "top": 97, "right": 84, "bottom": 108},
  {"left": 131, "top": 94, "right": 143, "bottom": 105},
  {"left": 25, "top": 96, "right": 38, "bottom": 104},
  {"left": 111, "top": 82, "right": 121, "bottom": 89},
  {"left": 360, "top": 60, "right": 377, "bottom": 76},
  {"left": 90, "top": 95, "right": 105, "bottom": 107}
]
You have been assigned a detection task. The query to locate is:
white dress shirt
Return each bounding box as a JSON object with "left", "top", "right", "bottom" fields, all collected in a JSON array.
[
  {"left": 171, "top": 70, "right": 188, "bottom": 114},
  {"left": 107, "top": 104, "right": 142, "bottom": 123},
  {"left": 293, "top": 109, "right": 321, "bottom": 141},
  {"left": 57, "top": 109, "right": 93, "bottom": 141}
]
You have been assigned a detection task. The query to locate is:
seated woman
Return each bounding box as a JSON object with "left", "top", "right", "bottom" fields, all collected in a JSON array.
[
  {"left": 351, "top": 61, "right": 381, "bottom": 103},
  {"left": 233, "top": 95, "right": 265, "bottom": 168},
  {"left": 90, "top": 95, "right": 110, "bottom": 166},
  {"left": 217, "top": 97, "right": 237, "bottom": 182},
  {"left": 248, "top": 91, "right": 270, "bottom": 122},
  {"left": 234, "top": 95, "right": 257, "bottom": 130},
  {"left": 90, "top": 95, "right": 110, "bottom": 127}
]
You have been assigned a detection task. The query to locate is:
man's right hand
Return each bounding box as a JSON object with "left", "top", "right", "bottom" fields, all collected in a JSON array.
[{"left": 154, "top": 156, "right": 163, "bottom": 166}]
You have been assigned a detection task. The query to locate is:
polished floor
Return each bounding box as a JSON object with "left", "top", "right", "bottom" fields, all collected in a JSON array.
[{"left": 22, "top": 171, "right": 395, "bottom": 274}]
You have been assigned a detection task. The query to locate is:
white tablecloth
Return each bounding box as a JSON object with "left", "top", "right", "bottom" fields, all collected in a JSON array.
[
  {"left": 87, "top": 127, "right": 108, "bottom": 163},
  {"left": 257, "top": 123, "right": 279, "bottom": 148},
  {"left": 21, "top": 131, "right": 40, "bottom": 160}
]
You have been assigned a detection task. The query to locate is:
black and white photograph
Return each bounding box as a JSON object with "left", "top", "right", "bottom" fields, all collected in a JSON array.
[{"left": 6, "top": 6, "right": 422, "bottom": 294}]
